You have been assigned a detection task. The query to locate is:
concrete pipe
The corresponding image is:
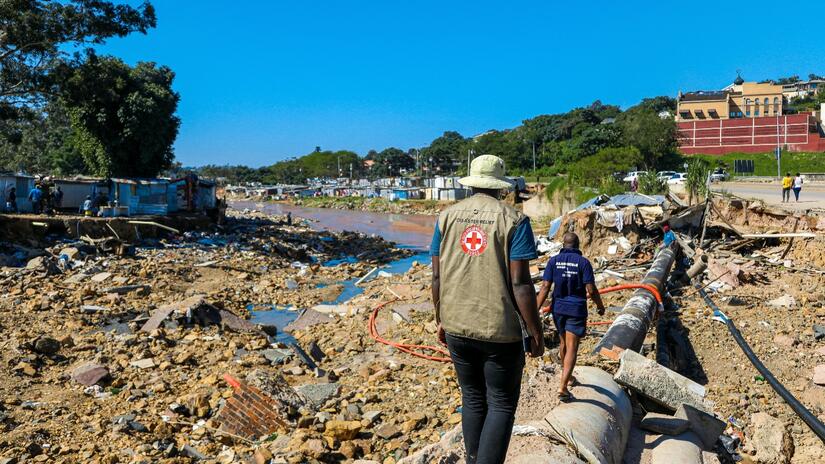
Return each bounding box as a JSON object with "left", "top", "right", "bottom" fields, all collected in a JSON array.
[
  {"left": 594, "top": 244, "right": 678, "bottom": 359},
  {"left": 543, "top": 366, "right": 633, "bottom": 464},
  {"left": 686, "top": 254, "right": 708, "bottom": 279},
  {"left": 650, "top": 431, "right": 704, "bottom": 464}
]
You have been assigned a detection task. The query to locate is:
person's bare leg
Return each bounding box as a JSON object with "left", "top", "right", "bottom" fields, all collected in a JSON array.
[
  {"left": 556, "top": 331, "right": 566, "bottom": 393},
  {"left": 559, "top": 332, "right": 580, "bottom": 395}
]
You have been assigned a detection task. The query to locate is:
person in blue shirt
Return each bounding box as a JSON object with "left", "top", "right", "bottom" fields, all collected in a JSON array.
[
  {"left": 662, "top": 223, "right": 676, "bottom": 247},
  {"left": 27, "top": 185, "right": 43, "bottom": 214},
  {"left": 535, "top": 232, "right": 605, "bottom": 401}
]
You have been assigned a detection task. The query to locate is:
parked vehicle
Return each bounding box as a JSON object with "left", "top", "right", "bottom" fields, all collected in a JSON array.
[
  {"left": 657, "top": 171, "right": 677, "bottom": 181},
  {"left": 622, "top": 171, "right": 647, "bottom": 183},
  {"left": 710, "top": 168, "right": 730, "bottom": 182},
  {"left": 667, "top": 173, "right": 687, "bottom": 185}
]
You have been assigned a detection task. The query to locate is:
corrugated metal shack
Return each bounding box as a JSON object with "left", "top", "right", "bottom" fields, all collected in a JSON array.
[{"left": 0, "top": 173, "right": 35, "bottom": 213}]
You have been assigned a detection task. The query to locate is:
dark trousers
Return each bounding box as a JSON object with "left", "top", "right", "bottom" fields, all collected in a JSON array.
[
  {"left": 782, "top": 188, "right": 790, "bottom": 202},
  {"left": 793, "top": 187, "right": 801, "bottom": 201},
  {"left": 445, "top": 333, "right": 525, "bottom": 464}
]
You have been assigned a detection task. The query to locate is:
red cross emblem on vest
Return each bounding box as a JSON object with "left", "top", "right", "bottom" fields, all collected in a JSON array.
[{"left": 460, "top": 225, "right": 488, "bottom": 256}]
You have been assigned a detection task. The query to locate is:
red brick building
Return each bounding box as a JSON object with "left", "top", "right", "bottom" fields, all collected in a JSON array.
[{"left": 677, "top": 113, "right": 825, "bottom": 155}]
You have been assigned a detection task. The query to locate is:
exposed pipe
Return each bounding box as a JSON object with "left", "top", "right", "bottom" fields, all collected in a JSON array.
[
  {"left": 543, "top": 366, "right": 633, "bottom": 464},
  {"left": 696, "top": 284, "right": 825, "bottom": 443},
  {"left": 594, "top": 244, "right": 678, "bottom": 359}
]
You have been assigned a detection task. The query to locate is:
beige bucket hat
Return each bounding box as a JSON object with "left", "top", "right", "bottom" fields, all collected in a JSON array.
[{"left": 458, "top": 154, "right": 514, "bottom": 190}]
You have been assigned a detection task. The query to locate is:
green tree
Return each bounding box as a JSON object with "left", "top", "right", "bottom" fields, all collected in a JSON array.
[
  {"left": 0, "top": 0, "right": 155, "bottom": 112},
  {"left": 617, "top": 108, "right": 676, "bottom": 167},
  {"left": 419, "top": 131, "right": 465, "bottom": 174},
  {"left": 57, "top": 54, "right": 180, "bottom": 177},
  {"left": 370, "top": 147, "right": 414, "bottom": 177},
  {"left": 637, "top": 170, "right": 667, "bottom": 195},
  {"left": 568, "top": 146, "right": 643, "bottom": 187},
  {"left": 0, "top": 100, "right": 84, "bottom": 174}
]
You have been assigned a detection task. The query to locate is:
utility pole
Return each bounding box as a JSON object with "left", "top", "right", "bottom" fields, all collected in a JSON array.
[
  {"left": 532, "top": 141, "right": 536, "bottom": 173},
  {"left": 337, "top": 154, "right": 341, "bottom": 178}
]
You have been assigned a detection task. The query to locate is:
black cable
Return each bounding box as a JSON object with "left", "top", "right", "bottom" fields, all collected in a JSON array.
[{"left": 696, "top": 284, "right": 825, "bottom": 443}]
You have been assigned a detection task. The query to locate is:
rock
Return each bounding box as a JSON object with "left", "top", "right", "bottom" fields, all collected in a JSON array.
[
  {"left": 640, "top": 412, "right": 689, "bottom": 435},
  {"left": 375, "top": 423, "right": 401, "bottom": 440},
  {"left": 129, "top": 358, "right": 155, "bottom": 369},
  {"left": 447, "top": 413, "right": 462, "bottom": 424},
  {"left": 813, "top": 324, "right": 825, "bottom": 341},
  {"left": 261, "top": 348, "right": 292, "bottom": 365},
  {"left": 323, "top": 420, "right": 362, "bottom": 441},
  {"left": 71, "top": 363, "right": 109, "bottom": 386},
  {"left": 362, "top": 410, "right": 382, "bottom": 426},
  {"left": 773, "top": 334, "right": 797, "bottom": 348},
  {"left": 60, "top": 247, "right": 81, "bottom": 260},
  {"left": 813, "top": 365, "right": 825, "bottom": 386},
  {"left": 253, "top": 447, "right": 273, "bottom": 464},
  {"left": 33, "top": 336, "right": 61, "bottom": 355},
  {"left": 26, "top": 256, "right": 47, "bottom": 270},
  {"left": 767, "top": 294, "right": 796, "bottom": 308},
  {"left": 750, "top": 412, "right": 793, "bottom": 464},
  {"left": 308, "top": 341, "right": 326, "bottom": 362},
  {"left": 675, "top": 404, "right": 726, "bottom": 449},
  {"left": 90, "top": 272, "right": 112, "bottom": 283},
  {"left": 15, "top": 362, "right": 37, "bottom": 376},
  {"left": 299, "top": 438, "right": 326, "bottom": 458},
  {"left": 294, "top": 382, "right": 340, "bottom": 408}
]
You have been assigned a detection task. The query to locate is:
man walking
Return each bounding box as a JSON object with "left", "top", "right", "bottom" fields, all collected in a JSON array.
[
  {"left": 781, "top": 172, "right": 793, "bottom": 203},
  {"left": 536, "top": 232, "right": 605, "bottom": 400},
  {"left": 431, "top": 154, "right": 543, "bottom": 464},
  {"left": 28, "top": 184, "right": 43, "bottom": 214}
]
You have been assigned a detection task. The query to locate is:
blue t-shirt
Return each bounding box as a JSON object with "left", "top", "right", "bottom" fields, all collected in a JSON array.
[
  {"left": 28, "top": 188, "right": 42, "bottom": 202},
  {"left": 429, "top": 217, "right": 538, "bottom": 261},
  {"left": 543, "top": 248, "right": 595, "bottom": 318}
]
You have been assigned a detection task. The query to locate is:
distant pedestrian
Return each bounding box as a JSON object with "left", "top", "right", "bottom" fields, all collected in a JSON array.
[
  {"left": 28, "top": 185, "right": 43, "bottom": 214},
  {"left": 630, "top": 176, "right": 639, "bottom": 192},
  {"left": 535, "top": 232, "right": 605, "bottom": 401},
  {"left": 781, "top": 172, "right": 792, "bottom": 203},
  {"left": 80, "top": 195, "right": 93, "bottom": 216},
  {"left": 792, "top": 173, "right": 803, "bottom": 202},
  {"left": 6, "top": 187, "right": 16, "bottom": 212},
  {"left": 286, "top": 211, "right": 292, "bottom": 226},
  {"left": 431, "top": 154, "right": 542, "bottom": 464}
]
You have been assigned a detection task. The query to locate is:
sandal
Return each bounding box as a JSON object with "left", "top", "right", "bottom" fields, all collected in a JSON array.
[{"left": 557, "top": 391, "right": 573, "bottom": 402}]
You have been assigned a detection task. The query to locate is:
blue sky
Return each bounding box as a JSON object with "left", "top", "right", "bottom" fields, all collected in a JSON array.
[{"left": 99, "top": 1, "right": 825, "bottom": 168}]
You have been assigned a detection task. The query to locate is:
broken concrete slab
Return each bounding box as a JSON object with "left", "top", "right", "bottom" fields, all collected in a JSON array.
[
  {"left": 129, "top": 358, "right": 155, "bottom": 369},
  {"left": 311, "top": 304, "right": 354, "bottom": 316},
  {"left": 80, "top": 305, "right": 110, "bottom": 314},
  {"left": 813, "top": 365, "right": 825, "bottom": 386},
  {"left": 101, "top": 284, "right": 150, "bottom": 295},
  {"left": 140, "top": 295, "right": 206, "bottom": 332},
  {"left": 71, "top": 363, "right": 110, "bottom": 386},
  {"left": 767, "top": 294, "right": 796, "bottom": 308},
  {"left": 675, "top": 404, "right": 726, "bottom": 449},
  {"left": 90, "top": 272, "right": 112, "bottom": 283},
  {"left": 640, "top": 412, "right": 689, "bottom": 436},
  {"left": 261, "top": 348, "right": 292, "bottom": 365},
  {"left": 614, "top": 349, "right": 709, "bottom": 413},
  {"left": 750, "top": 412, "right": 793, "bottom": 464},
  {"left": 284, "top": 308, "right": 333, "bottom": 333},
  {"left": 308, "top": 341, "right": 326, "bottom": 363},
  {"left": 294, "top": 383, "right": 340, "bottom": 408}
]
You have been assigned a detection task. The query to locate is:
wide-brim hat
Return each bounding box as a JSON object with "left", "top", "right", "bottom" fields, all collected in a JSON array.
[{"left": 458, "top": 154, "right": 513, "bottom": 190}]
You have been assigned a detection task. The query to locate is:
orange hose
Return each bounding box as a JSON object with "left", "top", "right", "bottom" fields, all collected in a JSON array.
[
  {"left": 369, "top": 283, "right": 663, "bottom": 363},
  {"left": 368, "top": 299, "right": 451, "bottom": 363}
]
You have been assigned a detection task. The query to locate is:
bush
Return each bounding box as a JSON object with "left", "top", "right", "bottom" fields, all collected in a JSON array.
[
  {"left": 685, "top": 158, "right": 710, "bottom": 205},
  {"left": 638, "top": 171, "right": 668, "bottom": 195},
  {"left": 568, "top": 146, "right": 643, "bottom": 187}
]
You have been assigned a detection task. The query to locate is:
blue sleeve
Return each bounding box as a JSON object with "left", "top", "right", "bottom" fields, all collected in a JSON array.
[
  {"left": 429, "top": 221, "right": 441, "bottom": 257},
  {"left": 509, "top": 218, "right": 538, "bottom": 261},
  {"left": 582, "top": 258, "right": 595, "bottom": 284}
]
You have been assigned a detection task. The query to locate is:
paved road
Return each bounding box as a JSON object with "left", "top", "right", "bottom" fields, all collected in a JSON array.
[{"left": 713, "top": 181, "right": 825, "bottom": 211}]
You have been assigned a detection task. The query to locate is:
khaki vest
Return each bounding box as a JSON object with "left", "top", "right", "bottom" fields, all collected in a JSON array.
[{"left": 437, "top": 193, "right": 524, "bottom": 343}]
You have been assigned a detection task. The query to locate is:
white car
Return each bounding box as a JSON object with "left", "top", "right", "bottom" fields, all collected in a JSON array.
[
  {"left": 622, "top": 171, "right": 647, "bottom": 182},
  {"left": 667, "top": 173, "right": 687, "bottom": 185},
  {"left": 657, "top": 171, "right": 677, "bottom": 181}
]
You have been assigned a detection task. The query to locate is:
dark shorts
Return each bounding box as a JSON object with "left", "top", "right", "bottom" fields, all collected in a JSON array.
[{"left": 553, "top": 313, "right": 586, "bottom": 337}]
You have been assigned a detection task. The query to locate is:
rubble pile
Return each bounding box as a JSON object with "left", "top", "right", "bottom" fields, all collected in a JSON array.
[{"left": 0, "top": 208, "right": 414, "bottom": 463}]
